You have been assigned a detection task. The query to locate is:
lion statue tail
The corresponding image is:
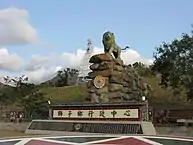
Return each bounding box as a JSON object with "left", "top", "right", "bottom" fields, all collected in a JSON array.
[{"left": 121, "top": 46, "right": 129, "bottom": 51}]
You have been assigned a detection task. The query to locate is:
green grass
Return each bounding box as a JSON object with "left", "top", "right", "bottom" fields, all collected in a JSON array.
[
  {"left": 40, "top": 85, "right": 87, "bottom": 103},
  {"left": 143, "top": 76, "right": 187, "bottom": 104}
]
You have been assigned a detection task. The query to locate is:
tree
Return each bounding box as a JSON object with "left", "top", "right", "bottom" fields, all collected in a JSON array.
[
  {"left": 21, "top": 92, "right": 48, "bottom": 119},
  {"left": 0, "top": 92, "right": 10, "bottom": 107},
  {"left": 132, "top": 62, "right": 146, "bottom": 68},
  {"left": 57, "top": 68, "right": 78, "bottom": 87},
  {"left": 152, "top": 33, "right": 193, "bottom": 101},
  {"left": 132, "top": 62, "right": 152, "bottom": 77},
  {"left": 3, "top": 75, "right": 48, "bottom": 119}
]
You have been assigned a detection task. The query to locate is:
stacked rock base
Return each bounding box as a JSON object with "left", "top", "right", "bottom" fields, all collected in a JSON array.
[{"left": 86, "top": 53, "right": 149, "bottom": 103}]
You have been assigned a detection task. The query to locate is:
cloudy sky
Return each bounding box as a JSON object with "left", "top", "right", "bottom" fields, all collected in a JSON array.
[{"left": 0, "top": 0, "right": 193, "bottom": 84}]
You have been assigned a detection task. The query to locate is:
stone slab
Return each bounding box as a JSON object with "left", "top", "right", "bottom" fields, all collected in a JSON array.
[{"left": 25, "top": 120, "right": 157, "bottom": 136}]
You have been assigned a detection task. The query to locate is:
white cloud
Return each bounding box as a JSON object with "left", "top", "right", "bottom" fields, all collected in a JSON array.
[
  {"left": 22, "top": 47, "right": 153, "bottom": 84},
  {"left": 0, "top": 47, "right": 153, "bottom": 84},
  {"left": 0, "top": 7, "right": 38, "bottom": 45},
  {"left": 24, "top": 55, "right": 54, "bottom": 71},
  {"left": 60, "top": 49, "right": 86, "bottom": 68},
  {"left": 0, "top": 48, "right": 22, "bottom": 71},
  {"left": 0, "top": 46, "right": 153, "bottom": 75},
  {"left": 122, "top": 49, "right": 153, "bottom": 64},
  {"left": 26, "top": 66, "right": 62, "bottom": 84},
  {"left": 60, "top": 47, "right": 153, "bottom": 68}
]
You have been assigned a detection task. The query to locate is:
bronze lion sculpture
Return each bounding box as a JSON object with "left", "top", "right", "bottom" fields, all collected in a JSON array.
[{"left": 102, "top": 31, "right": 129, "bottom": 60}]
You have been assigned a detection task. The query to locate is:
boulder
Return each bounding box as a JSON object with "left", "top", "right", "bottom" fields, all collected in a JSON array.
[
  {"left": 106, "top": 92, "right": 124, "bottom": 99},
  {"left": 90, "top": 61, "right": 114, "bottom": 71},
  {"left": 87, "top": 80, "right": 93, "bottom": 88},
  {"left": 89, "top": 53, "right": 113, "bottom": 63},
  {"left": 109, "top": 73, "right": 123, "bottom": 84},
  {"left": 99, "top": 94, "right": 109, "bottom": 103},
  {"left": 90, "top": 92, "right": 99, "bottom": 103},
  {"left": 109, "top": 98, "right": 123, "bottom": 103},
  {"left": 113, "top": 59, "right": 124, "bottom": 66},
  {"left": 108, "top": 83, "right": 123, "bottom": 92},
  {"left": 122, "top": 73, "right": 133, "bottom": 83},
  {"left": 90, "top": 63, "right": 101, "bottom": 70},
  {"left": 122, "top": 94, "right": 132, "bottom": 100},
  {"left": 95, "top": 86, "right": 108, "bottom": 95},
  {"left": 122, "top": 87, "right": 132, "bottom": 93},
  {"left": 122, "top": 81, "right": 131, "bottom": 87},
  {"left": 113, "top": 65, "right": 124, "bottom": 71},
  {"left": 88, "top": 69, "right": 113, "bottom": 78}
]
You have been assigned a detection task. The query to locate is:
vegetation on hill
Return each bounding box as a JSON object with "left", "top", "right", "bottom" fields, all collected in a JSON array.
[
  {"left": 0, "top": 76, "right": 48, "bottom": 119},
  {"left": 0, "top": 62, "right": 188, "bottom": 118}
]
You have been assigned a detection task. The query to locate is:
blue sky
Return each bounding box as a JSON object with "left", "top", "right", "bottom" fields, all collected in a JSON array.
[
  {"left": 0, "top": 0, "right": 193, "bottom": 83},
  {"left": 1, "top": 0, "right": 193, "bottom": 57}
]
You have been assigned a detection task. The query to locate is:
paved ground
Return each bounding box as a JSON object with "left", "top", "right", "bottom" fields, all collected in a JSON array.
[
  {"left": 0, "top": 130, "right": 34, "bottom": 138},
  {"left": 1, "top": 135, "right": 193, "bottom": 145}
]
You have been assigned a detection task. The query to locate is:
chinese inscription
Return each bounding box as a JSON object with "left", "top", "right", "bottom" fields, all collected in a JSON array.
[
  {"left": 124, "top": 110, "right": 131, "bottom": 116},
  {"left": 77, "top": 110, "right": 83, "bottom": 117},
  {"left": 88, "top": 110, "right": 94, "bottom": 117},
  {"left": 53, "top": 109, "right": 139, "bottom": 119},
  {"left": 68, "top": 111, "right": 72, "bottom": 117},
  {"left": 111, "top": 110, "right": 117, "bottom": 118},
  {"left": 58, "top": 111, "right": 63, "bottom": 117},
  {"left": 99, "top": 110, "right": 105, "bottom": 118}
]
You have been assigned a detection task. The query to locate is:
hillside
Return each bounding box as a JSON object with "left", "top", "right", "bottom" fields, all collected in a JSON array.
[
  {"left": 39, "top": 75, "right": 187, "bottom": 105},
  {"left": 40, "top": 84, "right": 87, "bottom": 104},
  {"left": 0, "top": 69, "right": 189, "bottom": 110}
]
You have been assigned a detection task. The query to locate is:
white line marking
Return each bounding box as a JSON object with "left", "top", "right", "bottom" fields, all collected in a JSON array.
[
  {"left": 15, "top": 138, "right": 33, "bottom": 145},
  {"left": 37, "top": 138, "right": 79, "bottom": 145},
  {"left": 0, "top": 135, "right": 192, "bottom": 144}
]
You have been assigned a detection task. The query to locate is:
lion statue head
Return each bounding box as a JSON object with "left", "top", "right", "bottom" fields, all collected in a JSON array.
[{"left": 102, "top": 31, "right": 116, "bottom": 47}]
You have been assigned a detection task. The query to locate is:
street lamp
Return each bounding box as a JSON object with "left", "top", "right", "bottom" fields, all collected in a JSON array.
[
  {"left": 142, "top": 96, "right": 146, "bottom": 101},
  {"left": 48, "top": 100, "right": 51, "bottom": 105},
  {"left": 142, "top": 96, "right": 149, "bottom": 121},
  {"left": 47, "top": 100, "right": 52, "bottom": 119}
]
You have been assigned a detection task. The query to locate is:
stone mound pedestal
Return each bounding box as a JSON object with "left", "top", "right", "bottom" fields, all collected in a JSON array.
[{"left": 86, "top": 53, "right": 149, "bottom": 103}]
